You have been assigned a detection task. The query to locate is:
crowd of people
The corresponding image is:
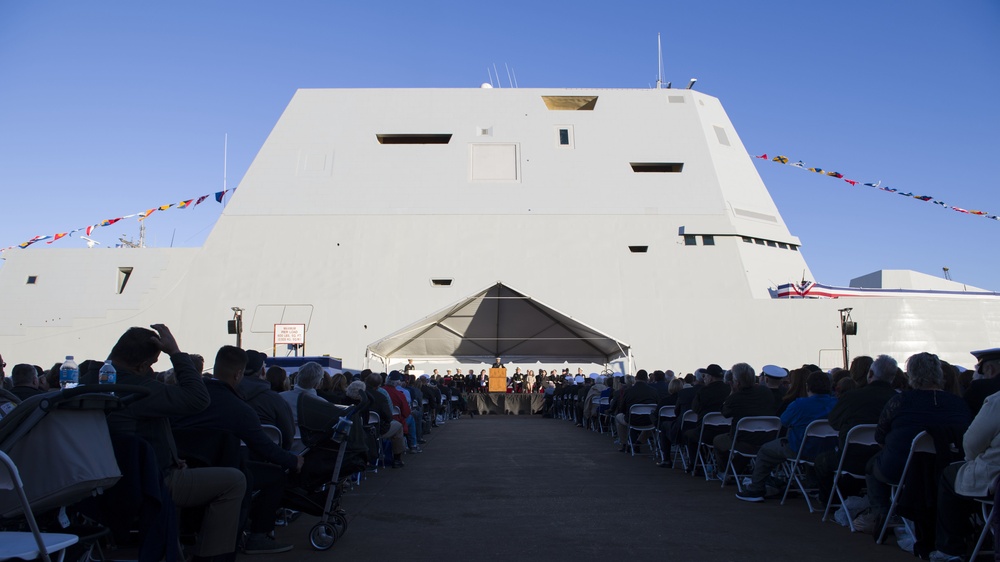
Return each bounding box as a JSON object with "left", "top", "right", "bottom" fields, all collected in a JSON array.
[
  {"left": 0, "top": 327, "right": 473, "bottom": 561},
  {"left": 541, "top": 350, "right": 1000, "bottom": 562},
  {"left": 4, "top": 340, "right": 1000, "bottom": 561},
  {"left": 400, "top": 357, "right": 598, "bottom": 394}
]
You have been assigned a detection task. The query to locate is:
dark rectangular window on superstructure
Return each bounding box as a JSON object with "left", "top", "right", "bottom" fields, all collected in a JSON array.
[
  {"left": 559, "top": 129, "right": 570, "bottom": 145},
  {"left": 376, "top": 134, "right": 452, "bottom": 145},
  {"left": 628, "top": 246, "right": 648, "bottom": 253},
  {"left": 630, "top": 163, "right": 684, "bottom": 173},
  {"left": 684, "top": 235, "right": 697, "bottom": 246},
  {"left": 703, "top": 235, "right": 715, "bottom": 246}
]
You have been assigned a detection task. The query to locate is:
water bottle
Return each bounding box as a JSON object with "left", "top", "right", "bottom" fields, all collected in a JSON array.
[
  {"left": 59, "top": 356, "right": 79, "bottom": 389},
  {"left": 99, "top": 360, "right": 117, "bottom": 385}
]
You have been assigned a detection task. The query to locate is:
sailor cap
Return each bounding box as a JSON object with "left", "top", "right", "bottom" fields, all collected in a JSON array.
[
  {"left": 971, "top": 348, "right": 1000, "bottom": 364},
  {"left": 762, "top": 364, "right": 788, "bottom": 378}
]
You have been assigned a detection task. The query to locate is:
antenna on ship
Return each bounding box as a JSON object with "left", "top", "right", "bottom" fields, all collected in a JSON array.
[
  {"left": 656, "top": 33, "right": 665, "bottom": 89},
  {"left": 943, "top": 267, "right": 952, "bottom": 281},
  {"left": 505, "top": 63, "right": 514, "bottom": 88},
  {"left": 222, "top": 133, "right": 228, "bottom": 206},
  {"left": 493, "top": 64, "right": 501, "bottom": 88}
]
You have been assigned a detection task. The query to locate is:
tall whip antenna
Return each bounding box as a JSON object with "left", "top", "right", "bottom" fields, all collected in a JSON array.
[{"left": 656, "top": 33, "right": 665, "bottom": 89}]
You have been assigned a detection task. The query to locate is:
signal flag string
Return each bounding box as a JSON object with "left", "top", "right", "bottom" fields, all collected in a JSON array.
[
  {"left": 753, "top": 154, "right": 998, "bottom": 222},
  {"left": 2, "top": 188, "right": 236, "bottom": 252}
]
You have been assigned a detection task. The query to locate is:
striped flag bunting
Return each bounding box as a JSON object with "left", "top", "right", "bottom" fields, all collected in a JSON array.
[
  {"left": 754, "top": 154, "right": 997, "bottom": 222},
  {"left": 3, "top": 188, "right": 236, "bottom": 252}
]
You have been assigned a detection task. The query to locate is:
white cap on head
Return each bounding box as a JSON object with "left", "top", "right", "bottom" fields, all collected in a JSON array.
[{"left": 762, "top": 364, "right": 788, "bottom": 378}]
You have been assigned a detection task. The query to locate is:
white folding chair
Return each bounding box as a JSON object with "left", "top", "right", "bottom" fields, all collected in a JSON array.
[
  {"left": 970, "top": 475, "right": 999, "bottom": 562},
  {"left": 260, "top": 423, "right": 282, "bottom": 446},
  {"left": 694, "top": 412, "right": 730, "bottom": 480},
  {"left": 674, "top": 410, "right": 699, "bottom": 471},
  {"left": 0, "top": 450, "right": 79, "bottom": 562},
  {"left": 823, "top": 424, "right": 878, "bottom": 531},
  {"left": 625, "top": 404, "right": 657, "bottom": 457},
  {"left": 655, "top": 405, "right": 677, "bottom": 463},
  {"left": 780, "top": 418, "right": 838, "bottom": 511},
  {"left": 877, "top": 430, "right": 936, "bottom": 544},
  {"left": 596, "top": 397, "right": 611, "bottom": 435},
  {"left": 588, "top": 396, "right": 602, "bottom": 432},
  {"left": 720, "top": 416, "right": 782, "bottom": 492}
]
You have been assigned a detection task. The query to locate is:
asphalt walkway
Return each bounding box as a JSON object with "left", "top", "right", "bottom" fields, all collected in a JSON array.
[{"left": 268, "top": 414, "right": 910, "bottom": 561}]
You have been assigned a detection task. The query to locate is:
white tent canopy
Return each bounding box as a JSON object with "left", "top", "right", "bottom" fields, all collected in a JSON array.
[{"left": 366, "top": 282, "right": 631, "bottom": 367}]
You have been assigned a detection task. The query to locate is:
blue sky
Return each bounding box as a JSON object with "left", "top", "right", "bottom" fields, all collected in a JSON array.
[{"left": 1, "top": 1, "right": 997, "bottom": 289}]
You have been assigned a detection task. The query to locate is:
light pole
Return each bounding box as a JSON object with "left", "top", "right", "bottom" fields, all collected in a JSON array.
[
  {"left": 838, "top": 308, "right": 857, "bottom": 369},
  {"left": 229, "top": 307, "right": 244, "bottom": 348}
]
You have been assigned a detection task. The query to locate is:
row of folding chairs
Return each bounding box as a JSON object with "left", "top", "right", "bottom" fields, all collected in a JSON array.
[{"left": 613, "top": 408, "right": 997, "bottom": 558}]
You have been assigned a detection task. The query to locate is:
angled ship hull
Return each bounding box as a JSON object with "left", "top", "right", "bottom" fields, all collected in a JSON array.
[{"left": 2, "top": 88, "right": 997, "bottom": 371}]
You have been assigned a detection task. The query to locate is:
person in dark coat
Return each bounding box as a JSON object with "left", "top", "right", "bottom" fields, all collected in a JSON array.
[
  {"left": 106, "top": 324, "right": 245, "bottom": 561},
  {"left": 9, "top": 363, "right": 44, "bottom": 401},
  {"left": 682, "top": 364, "right": 731, "bottom": 467},
  {"left": 814, "top": 354, "right": 899, "bottom": 502},
  {"left": 963, "top": 347, "right": 1000, "bottom": 417},
  {"left": 238, "top": 350, "right": 295, "bottom": 450},
  {"left": 173, "top": 346, "right": 302, "bottom": 554},
  {"left": 713, "top": 363, "right": 777, "bottom": 469},
  {"left": 614, "top": 370, "right": 660, "bottom": 453}
]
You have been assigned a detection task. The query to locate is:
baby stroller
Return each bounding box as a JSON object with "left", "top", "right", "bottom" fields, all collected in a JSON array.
[
  {"left": 287, "top": 398, "right": 366, "bottom": 550},
  {"left": 0, "top": 384, "right": 147, "bottom": 561}
]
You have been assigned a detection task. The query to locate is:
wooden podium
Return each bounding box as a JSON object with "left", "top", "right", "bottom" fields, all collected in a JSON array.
[{"left": 488, "top": 368, "right": 507, "bottom": 392}]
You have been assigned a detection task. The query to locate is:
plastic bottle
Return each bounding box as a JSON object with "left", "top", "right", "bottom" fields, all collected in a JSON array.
[
  {"left": 59, "top": 356, "right": 79, "bottom": 389},
  {"left": 99, "top": 360, "right": 117, "bottom": 385}
]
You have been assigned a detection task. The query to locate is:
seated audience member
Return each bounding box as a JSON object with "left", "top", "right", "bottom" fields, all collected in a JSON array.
[
  {"left": 852, "top": 352, "right": 972, "bottom": 555},
  {"left": 760, "top": 364, "right": 787, "bottom": 413},
  {"left": 713, "top": 363, "right": 776, "bottom": 472},
  {"left": 834, "top": 377, "right": 856, "bottom": 398},
  {"left": 45, "top": 363, "right": 61, "bottom": 393},
  {"left": 777, "top": 367, "right": 810, "bottom": 416},
  {"left": 582, "top": 375, "right": 609, "bottom": 429},
  {"left": 382, "top": 371, "right": 416, "bottom": 451},
  {"left": 421, "top": 376, "right": 443, "bottom": 427},
  {"left": 815, "top": 354, "right": 898, "bottom": 502},
  {"left": 930, "top": 389, "right": 1000, "bottom": 561},
  {"left": 239, "top": 350, "right": 296, "bottom": 450},
  {"left": 9, "top": 363, "right": 44, "bottom": 401},
  {"left": 106, "top": 324, "right": 245, "bottom": 562},
  {"left": 364, "top": 371, "right": 406, "bottom": 468},
  {"left": 282, "top": 362, "right": 369, "bottom": 479},
  {"left": 849, "top": 355, "right": 874, "bottom": 389},
  {"left": 650, "top": 370, "right": 671, "bottom": 402},
  {"left": 173, "top": 346, "right": 302, "bottom": 555},
  {"left": 963, "top": 347, "right": 1000, "bottom": 417},
  {"left": 682, "top": 364, "right": 730, "bottom": 468},
  {"left": 34, "top": 365, "right": 50, "bottom": 392},
  {"left": 318, "top": 372, "right": 349, "bottom": 404},
  {"left": 280, "top": 363, "right": 325, "bottom": 426},
  {"left": 736, "top": 370, "right": 836, "bottom": 502},
  {"left": 615, "top": 370, "right": 659, "bottom": 453},
  {"left": 266, "top": 365, "right": 289, "bottom": 392},
  {"left": 190, "top": 353, "right": 205, "bottom": 375},
  {"left": 939, "top": 360, "right": 963, "bottom": 396}
]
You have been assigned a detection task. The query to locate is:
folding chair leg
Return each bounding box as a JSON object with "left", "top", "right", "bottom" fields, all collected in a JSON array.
[
  {"left": 876, "top": 487, "right": 900, "bottom": 544},
  {"left": 970, "top": 502, "right": 996, "bottom": 562}
]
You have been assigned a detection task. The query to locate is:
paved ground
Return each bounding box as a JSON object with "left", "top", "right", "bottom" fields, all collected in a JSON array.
[{"left": 263, "top": 413, "right": 910, "bottom": 561}]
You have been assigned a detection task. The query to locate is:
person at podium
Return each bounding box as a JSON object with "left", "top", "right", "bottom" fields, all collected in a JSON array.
[{"left": 492, "top": 357, "right": 504, "bottom": 368}]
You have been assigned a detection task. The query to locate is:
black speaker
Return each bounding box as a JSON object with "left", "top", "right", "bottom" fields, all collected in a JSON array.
[
  {"left": 227, "top": 320, "right": 238, "bottom": 334},
  {"left": 842, "top": 321, "right": 858, "bottom": 336}
]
